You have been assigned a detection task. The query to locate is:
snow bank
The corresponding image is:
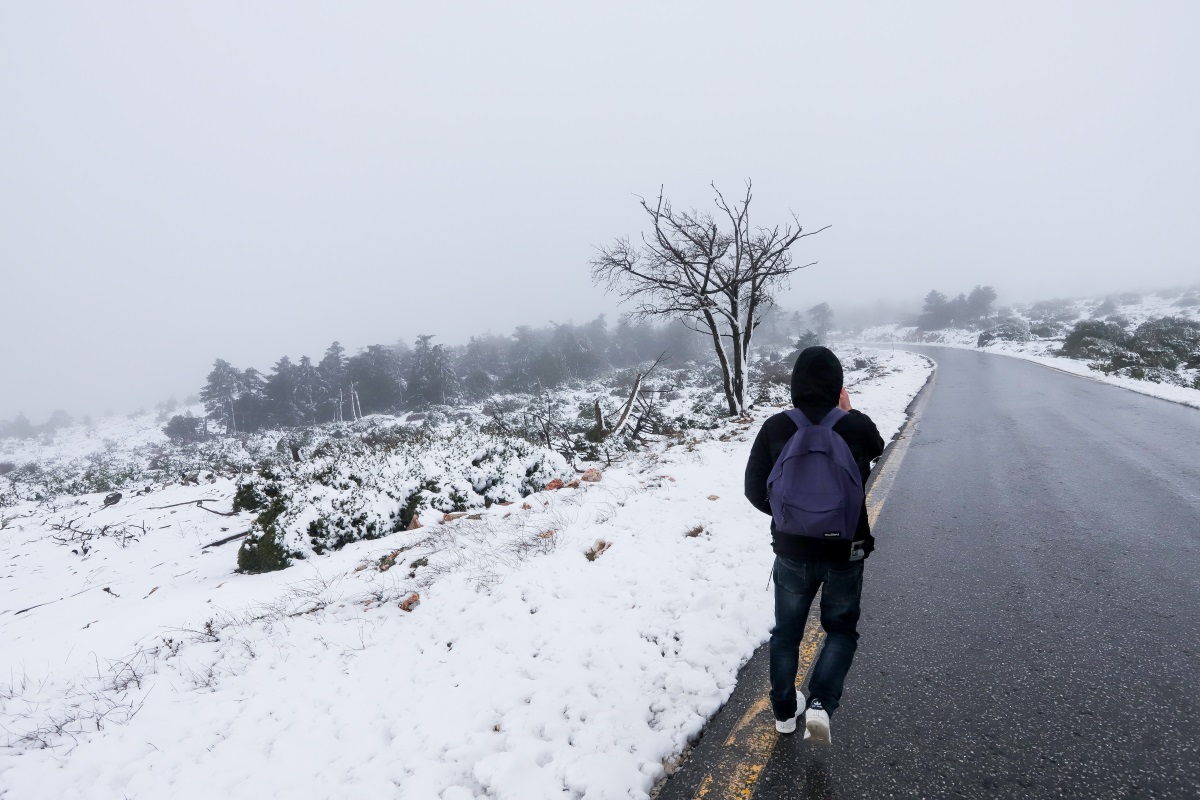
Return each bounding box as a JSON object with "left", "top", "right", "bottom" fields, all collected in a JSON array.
[
  {"left": 0, "top": 348, "right": 931, "bottom": 800},
  {"left": 856, "top": 292, "right": 1200, "bottom": 410}
]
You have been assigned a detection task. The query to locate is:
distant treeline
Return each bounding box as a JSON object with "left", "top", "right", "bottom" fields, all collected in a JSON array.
[
  {"left": 916, "top": 286, "right": 997, "bottom": 330},
  {"left": 188, "top": 309, "right": 813, "bottom": 437},
  {"left": 0, "top": 410, "right": 76, "bottom": 442}
]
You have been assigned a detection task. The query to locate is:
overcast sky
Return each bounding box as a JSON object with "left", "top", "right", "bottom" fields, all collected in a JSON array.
[{"left": 2, "top": 2, "right": 1198, "bottom": 421}]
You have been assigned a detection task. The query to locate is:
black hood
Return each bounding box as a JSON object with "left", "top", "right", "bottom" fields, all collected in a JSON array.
[{"left": 791, "top": 346, "right": 843, "bottom": 410}]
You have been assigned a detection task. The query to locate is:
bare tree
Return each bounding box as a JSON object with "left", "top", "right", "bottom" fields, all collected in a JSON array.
[{"left": 591, "top": 181, "right": 828, "bottom": 415}]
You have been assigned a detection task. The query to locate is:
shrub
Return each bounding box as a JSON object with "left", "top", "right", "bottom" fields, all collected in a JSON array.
[
  {"left": 1128, "top": 317, "right": 1200, "bottom": 370},
  {"left": 236, "top": 523, "right": 291, "bottom": 574},
  {"left": 1171, "top": 292, "right": 1199, "bottom": 308},
  {"left": 232, "top": 481, "right": 266, "bottom": 513},
  {"left": 1029, "top": 322, "right": 1065, "bottom": 338},
  {"left": 236, "top": 497, "right": 293, "bottom": 573},
  {"left": 1061, "top": 316, "right": 1200, "bottom": 381},
  {"left": 163, "top": 412, "right": 205, "bottom": 443},
  {"left": 1060, "top": 320, "right": 1129, "bottom": 359},
  {"left": 1028, "top": 299, "right": 1079, "bottom": 324},
  {"left": 976, "top": 318, "right": 1030, "bottom": 347}
]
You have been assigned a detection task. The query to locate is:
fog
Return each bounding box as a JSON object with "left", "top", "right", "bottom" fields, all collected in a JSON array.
[{"left": 2, "top": 2, "right": 1198, "bottom": 422}]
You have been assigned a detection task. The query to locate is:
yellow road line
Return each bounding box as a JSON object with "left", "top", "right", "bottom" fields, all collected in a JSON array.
[{"left": 689, "top": 369, "right": 935, "bottom": 800}]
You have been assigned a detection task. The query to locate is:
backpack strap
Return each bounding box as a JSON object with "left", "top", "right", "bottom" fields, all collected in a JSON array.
[
  {"left": 783, "top": 408, "right": 812, "bottom": 429},
  {"left": 817, "top": 407, "right": 848, "bottom": 429},
  {"left": 784, "top": 407, "right": 847, "bottom": 430}
]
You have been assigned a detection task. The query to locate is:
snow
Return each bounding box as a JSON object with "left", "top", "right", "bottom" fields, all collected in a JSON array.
[
  {"left": 857, "top": 292, "right": 1200, "bottom": 410},
  {"left": 0, "top": 347, "right": 931, "bottom": 800}
]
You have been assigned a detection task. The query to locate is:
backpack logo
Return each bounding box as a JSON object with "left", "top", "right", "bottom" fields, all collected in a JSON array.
[{"left": 766, "top": 408, "right": 864, "bottom": 542}]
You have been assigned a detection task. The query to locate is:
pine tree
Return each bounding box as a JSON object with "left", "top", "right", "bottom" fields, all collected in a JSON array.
[
  {"left": 200, "top": 359, "right": 244, "bottom": 434},
  {"left": 294, "top": 355, "right": 325, "bottom": 425},
  {"left": 408, "top": 335, "right": 460, "bottom": 406},
  {"left": 265, "top": 357, "right": 301, "bottom": 428},
  {"left": 919, "top": 291, "right": 952, "bottom": 330},
  {"left": 318, "top": 342, "right": 347, "bottom": 422},
  {"left": 967, "top": 285, "right": 998, "bottom": 322},
  {"left": 239, "top": 368, "right": 270, "bottom": 432},
  {"left": 346, "top": 345, "right": 405, "bottom": 415},
  {"left": 807, "top": 303, "right": 834, "bottom": 343},
  {"left": 459, "top": 335, "right": 506, "bottom": 400}
]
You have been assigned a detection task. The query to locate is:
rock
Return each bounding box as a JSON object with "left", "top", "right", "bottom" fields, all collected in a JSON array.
[
  {"left": 103, "top": 492, "right": 122, "bottom": 507},
  {"left": 707, "top": 494, "right": 720, "bottom": 501},
  {"left": 545, "top": 478, "right": 565, "bottom": 491},
  {"left": 399, "top": 592, "right": 420, "bottom": 612},
  {"left": 581, "top": 468, "right": 602, "bottom": 483},
  {"left": 407, "top": 515, "right": 422, "bottom": 531},
  {"left": 566, "top": 479, "right": 581, "bottom": 489},
  {"left": 442, "top": 512, "right": 468, "bottom": 523}
]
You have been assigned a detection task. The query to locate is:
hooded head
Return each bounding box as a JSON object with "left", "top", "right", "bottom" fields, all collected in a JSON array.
[{"left": 790, "top": 346, "right": 843, "bottom": 410}]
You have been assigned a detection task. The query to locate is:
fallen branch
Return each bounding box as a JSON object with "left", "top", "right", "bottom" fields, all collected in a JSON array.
[
  {"left": 194, "top": 502, "right": 238, "bottom": 517},
  {"left": 147, "top": 499, "right": 219, "bottom": 510},
  {"left": 200, "top": 530, "right": 250, "bottom": 550},
  {"left": 147, "top": 499, "right": 236, "bottom": 516}
]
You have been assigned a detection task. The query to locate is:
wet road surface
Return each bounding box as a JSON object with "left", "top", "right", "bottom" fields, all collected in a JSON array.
[{"left": 660, "top": 346, "right": 1200, "bottom": 799}]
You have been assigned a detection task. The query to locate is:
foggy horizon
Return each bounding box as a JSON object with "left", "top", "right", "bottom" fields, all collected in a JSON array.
[{"left": 3, "top": 2, "right": 1198, "bottom": 422}]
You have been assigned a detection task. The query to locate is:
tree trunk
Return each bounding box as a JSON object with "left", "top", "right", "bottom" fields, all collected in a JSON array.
[
  {"left": 728, "top": 294, "right": 746, "bottom": 415},
  {"left": 701, "top": 309, "right": 738, "bottom": 415}
]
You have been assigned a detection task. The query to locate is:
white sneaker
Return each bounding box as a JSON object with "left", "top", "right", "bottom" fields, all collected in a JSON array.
[
  {"left": 775, "top": 714, "right": 798, "bottom": 734},
  {"left": 804, "top": 700, "right": 832, "bottom": 745}
]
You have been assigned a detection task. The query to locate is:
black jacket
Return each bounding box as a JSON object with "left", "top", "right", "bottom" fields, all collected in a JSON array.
[{"left": 744, "top": 347, "right": 886, "bottom": 562}]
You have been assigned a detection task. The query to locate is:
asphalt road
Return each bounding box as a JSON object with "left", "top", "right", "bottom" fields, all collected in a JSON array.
[{"left": 660, "top": 346, "right": 1200, "bottom": 799}]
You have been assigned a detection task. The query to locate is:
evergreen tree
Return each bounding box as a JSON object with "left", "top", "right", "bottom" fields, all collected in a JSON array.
[
  {"left": 265, "top": 356, "right": 302, "bottom": 427},
  {"left": 44, "top": 409, "right": 73, "bottom": 432},
  {"left": 949, "top": 293, "right": 969, "bottom": 326},
  {"left": 200, "top": 359, "right": 244, "bottom": 433},
  {"left": 9, "top": 413, "right": 35, "bottom": 440},
  {"left": 407, "top": 335, "right": 459, "bottom": 406},
  {"left": 918, "top": 290, "right": 952, "bottom": 330},
  {"left": 239, "top": 368, "right": 271, "bottom": 432},
  {"left": 346, "top": 345, "right": 405, "bottom": 414},
  {"left": 458, "top": 335, "right": 507, "bottom": 400},
  {"left": 580, "top": 315, "right": 611, "bottom": 375},
  {"left": 807, "top": 303, "right": 834, "bottom": 343},
  {"left": 294, "top": 355, "right": 325, "bottom": 425},
  {"left": 318, "top": 342, "right": 348, "bottom": 422},
  {"left": 506, "top": 326, "right": 541, "bottom": 391},
  {"left": 610, "top": 319, "right": 644, "bottom": 367},
  {"left": 967, "top": 285, "right": 998, "bottom": 321}
]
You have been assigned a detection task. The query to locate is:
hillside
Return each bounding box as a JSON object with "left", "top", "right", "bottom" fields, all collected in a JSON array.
[{"left": 2, "top": 347, "right": 931, "bottom": 800}]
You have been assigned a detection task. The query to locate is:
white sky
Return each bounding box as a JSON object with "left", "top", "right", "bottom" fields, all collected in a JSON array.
[{"left": 2, "top": 2, "right": 1198, "bottom": 420}]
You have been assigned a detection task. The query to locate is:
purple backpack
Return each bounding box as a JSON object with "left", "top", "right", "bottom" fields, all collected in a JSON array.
[{"left": 766, "top": 408, "right": 864, "bottom": 541}]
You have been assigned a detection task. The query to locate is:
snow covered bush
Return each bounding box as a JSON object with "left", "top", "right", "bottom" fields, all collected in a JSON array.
[
  {"left": 1028, "top": 299, "right": 1081, "bottom": 325},
  {"left": 976, "top": 318, "right": 1031, "bottom": 347},
  {"left": 1060, "top": 317, "right": 1200, "bottom": 386},
  {"left": 1060, "top": 320, "right": 1130, "bottom": 360},
  {"left": 1127, "top": 317, "right": 1200, "bottom": 371},
  {"left": 233, "top": 417, "right": 570, "bottom": 570}
]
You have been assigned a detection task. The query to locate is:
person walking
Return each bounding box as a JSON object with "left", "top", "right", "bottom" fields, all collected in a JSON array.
[{"left": 744, "top": 346, "right": 885, "bottom": 744}]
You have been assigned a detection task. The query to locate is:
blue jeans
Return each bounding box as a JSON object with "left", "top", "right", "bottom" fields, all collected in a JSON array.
[{"left": 769, "top": 555, "right": 864, "bottom": 721}]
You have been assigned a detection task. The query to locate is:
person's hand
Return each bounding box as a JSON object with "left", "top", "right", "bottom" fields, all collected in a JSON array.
[{"left": 838, "top": 388, "right": 852, "bottom": 411}]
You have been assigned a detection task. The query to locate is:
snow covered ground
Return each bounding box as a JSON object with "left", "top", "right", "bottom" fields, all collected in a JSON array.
[
  {"left": 0, "top": 347, "right": 932, "bottom": 800},
  {"left": 857, "top": 292, "right": 1200, "bottom": 410}
]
